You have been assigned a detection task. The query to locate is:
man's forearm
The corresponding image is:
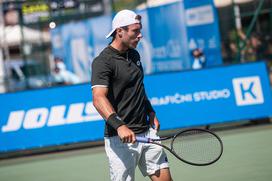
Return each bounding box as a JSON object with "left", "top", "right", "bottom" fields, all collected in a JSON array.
[
  {"left": 93, "top": 94, "right": 126, "bottom": 131},
  {"left": 93, "top": 95, "right": 116, "bottom": 120}
]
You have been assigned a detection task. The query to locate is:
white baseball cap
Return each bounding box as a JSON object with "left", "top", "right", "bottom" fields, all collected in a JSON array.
[{"left": 106, "top": 9, "right": 141, "bottom": 39}]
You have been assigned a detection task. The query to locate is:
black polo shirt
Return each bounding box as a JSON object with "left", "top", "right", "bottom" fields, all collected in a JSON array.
[{"left": 91, "top": 46, "right": 154, "bottom": 137}]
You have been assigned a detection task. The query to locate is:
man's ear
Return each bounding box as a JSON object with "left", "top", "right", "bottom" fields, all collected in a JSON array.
[{"left": 116, "top": 28, "right": 123, "bottom": 38}]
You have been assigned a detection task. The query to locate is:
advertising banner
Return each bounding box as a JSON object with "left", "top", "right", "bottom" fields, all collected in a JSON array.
[
  {"left": 51, "top": 0, "right": 222, "bottom": 77},
  {"left": 0, "top": 84, "right": 103, "bottom": 152},
  {"left": 86, "top": 15, "right": 111, "bottom": 60},
  {"left": 145, "top": 62, "right": 272, "bottom": 129},
  {"left": 50, "top": 21, "right": 92, "bottom": 82},
  {"left": 147, "top": 2, "right": 190, "bottom": 73},
  {"left": 0, "top": 62, "right": 271, "bottom": 152},
  {"left": 184, "top": 0, "right": 222, "bottom": 68},
  {"left": 61, "top": 21, "right": 92, "bottom": 82}
]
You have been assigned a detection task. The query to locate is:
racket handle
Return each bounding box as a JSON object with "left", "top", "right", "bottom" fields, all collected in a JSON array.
[{"left": 136, "top": 136, "right": 150, "bottom": 143}]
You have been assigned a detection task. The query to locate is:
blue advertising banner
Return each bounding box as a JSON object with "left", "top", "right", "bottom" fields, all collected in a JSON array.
[
  {"left": 50, "top": 27, "right": 64, "bottom": 60},
  {"left": 85, "top": 15, "right": 111, "bottom": 61},
  {"left": 51, "top": 16, "right": 111, "bottom": 81},
  {"left": 145, "top": 62, "right": 272, "bottom": 129},
  {"left": 85, "top": 15, "right": 112, "bottom": 75},
  {"left": 147, "top": 2, "right": 190, "bottom": 73},
  {"left": 0, "top": 62, "right": 271, "bottom": 152},
  {"left": 61, "top": 21, "right": 92, "bottom": 82},
  {"left": 50, "top": 0, "right": 222, "bottom": 77},
  {"left": 50, "top": 21, "right": 92, "bottom": 82},
  {"left": 0, "top": 84, "right": 103, "bottom": 152},
  {"left": 184, "top": 0, "right": 222, "bottom": 68}
]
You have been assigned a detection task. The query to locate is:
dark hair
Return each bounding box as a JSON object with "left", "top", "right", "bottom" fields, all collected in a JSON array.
[
  {"left": 121, "top": 26, "right": 129, "bottom": 31},
  {"left": 110, "top": 31, "right": 117, "bottom": 44},
  {"left": 192, "top": 48, "right": 204, "bottom": 57},
  {"left": 135, "top": 14, "right": 141, "bottom": 21},
  {"left": 110, "top": 26, "right": 128, "bottom": 43}
]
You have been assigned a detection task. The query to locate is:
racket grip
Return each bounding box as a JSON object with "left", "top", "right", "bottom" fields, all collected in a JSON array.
[{"left": 136, "top": 136, "right": 149, "bottom": 143}]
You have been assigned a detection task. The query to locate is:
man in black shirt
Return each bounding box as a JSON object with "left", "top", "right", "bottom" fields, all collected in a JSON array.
[{"left": 91, "top": 9, "right": 172, "bottom": 181}]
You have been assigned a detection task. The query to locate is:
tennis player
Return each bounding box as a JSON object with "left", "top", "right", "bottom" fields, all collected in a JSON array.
[{"left": 91, "top": 9, "right": 172, "bottom": 181}]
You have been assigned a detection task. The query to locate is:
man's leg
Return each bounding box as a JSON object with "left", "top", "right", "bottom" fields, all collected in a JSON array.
[
  {"left": 138, "top": 128, "right": 172, "bottom": 180},
  {"left": 105, "top": 136, "right": 139, "bottom": 181},
  {"left": 149, "top": 168, "right": 172, "bottom": 181}
]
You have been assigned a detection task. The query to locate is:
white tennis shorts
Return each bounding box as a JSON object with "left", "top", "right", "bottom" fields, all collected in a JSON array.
[{"left": 104, "top": 128, "right": 169, "bottom": 181}]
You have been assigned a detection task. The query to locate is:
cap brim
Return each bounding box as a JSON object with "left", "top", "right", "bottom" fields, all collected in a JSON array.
[{"left": 106, "top": 29, "right": 115, "bottom": 39}]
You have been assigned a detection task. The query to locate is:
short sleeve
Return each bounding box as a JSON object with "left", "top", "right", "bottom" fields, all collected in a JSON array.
[{"left": 91, "top": 57, "right": 112, "bottom": 88}]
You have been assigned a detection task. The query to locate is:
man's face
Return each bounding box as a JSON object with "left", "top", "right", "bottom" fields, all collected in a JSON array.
[{"left": 121, "top": 23, "right": 142, "bottom": 49}]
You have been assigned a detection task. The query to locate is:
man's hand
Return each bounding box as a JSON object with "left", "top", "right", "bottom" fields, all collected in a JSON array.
[
  {"left": 117, "top": 125, "right": 136, "bottom": 143},
  {"left": 149, "top": 112, "right": 160, "bottom": 131}
]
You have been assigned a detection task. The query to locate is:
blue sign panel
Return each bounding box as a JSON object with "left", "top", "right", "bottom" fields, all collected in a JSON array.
[
  {"left": 0, "top": 62, "right": 271, "bottom": 152},
  {"left": 51, "top": 16, "right": 111, "bottom": 82},
  {"left": 145, "top": 62, "right": 272, "bottom": 129},
  {"left": 86, "top": 15, "right": 111, "bottom": 61},
  {"left": 61, "top": 21, "right": 92, "bottom": 82},
  {"left": 0, "top": 84, "right": 103, "bottom": 152},
  {"left": 50, "top": 27, "right": 64, "bottom": 60},
  {"left": 184, "top": 0, "right": 222, "bottom": 68},
  {"left": 147, "top": 2, "right": 190, "bottom": 73},
  {"left": 51, "top": 0, "right": 222, "bottom": 76}
]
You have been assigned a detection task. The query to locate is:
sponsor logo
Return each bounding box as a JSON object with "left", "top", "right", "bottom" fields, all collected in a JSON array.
[
  {"left": 1, "top": 102, "right": 103, "bottom": 133},
  {"left": 186, "top": 5, "right": 214, "bottom": 26},
  {"left": 232, "top": 76, "right": 264, "bottom": 106},
  {"left": 150, "top": 89, "right": 231, "bottom": 106}
]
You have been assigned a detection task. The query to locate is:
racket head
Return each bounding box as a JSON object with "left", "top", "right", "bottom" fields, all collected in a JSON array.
[{"left": 170, "top": 128, "right": 223, "bottom": 166}]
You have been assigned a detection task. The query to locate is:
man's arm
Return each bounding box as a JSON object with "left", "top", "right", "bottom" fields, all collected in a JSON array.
[
  {"left": 92, "top": 87, "right": 136, "bottom": 143},
  {"left": 149, "top": 112, "right": 160, "bottom": 131},
  {"left": 144, "top": 93, "right": 160, "bottom": 130},
  {"left": 92, "top": 87, "right": 115, "bottom": 120}
]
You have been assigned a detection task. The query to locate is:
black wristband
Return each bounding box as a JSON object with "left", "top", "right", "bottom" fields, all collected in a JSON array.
[{"left": 107, "top": 113, "right": 125, "bottom": 130}]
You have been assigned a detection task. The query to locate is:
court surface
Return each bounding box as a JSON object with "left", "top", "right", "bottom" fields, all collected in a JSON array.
[{"left": 0, "top": 124, "right": 272, "bottom": 181}]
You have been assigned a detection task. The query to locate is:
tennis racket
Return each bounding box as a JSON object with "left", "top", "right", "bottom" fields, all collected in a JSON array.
[{"left": 136, "top": 128, "right": 223, "bottom": 166}]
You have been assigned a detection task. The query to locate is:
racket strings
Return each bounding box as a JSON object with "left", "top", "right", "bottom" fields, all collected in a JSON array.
[{"left": 172, "top": 130, "right": 222, "bottom": 164}]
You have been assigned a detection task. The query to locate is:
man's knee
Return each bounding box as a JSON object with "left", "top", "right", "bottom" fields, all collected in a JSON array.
[{"left": 150, "top": 168, "right": 172, "bottom": 181}]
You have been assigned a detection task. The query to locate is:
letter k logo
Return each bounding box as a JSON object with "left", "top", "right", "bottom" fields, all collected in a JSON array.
[
  {"left": 232, "top": 76, "right": 264, "bottom": 106},
  {"left": 240, "top": 81, "right": 256, "bottom": 100}
]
